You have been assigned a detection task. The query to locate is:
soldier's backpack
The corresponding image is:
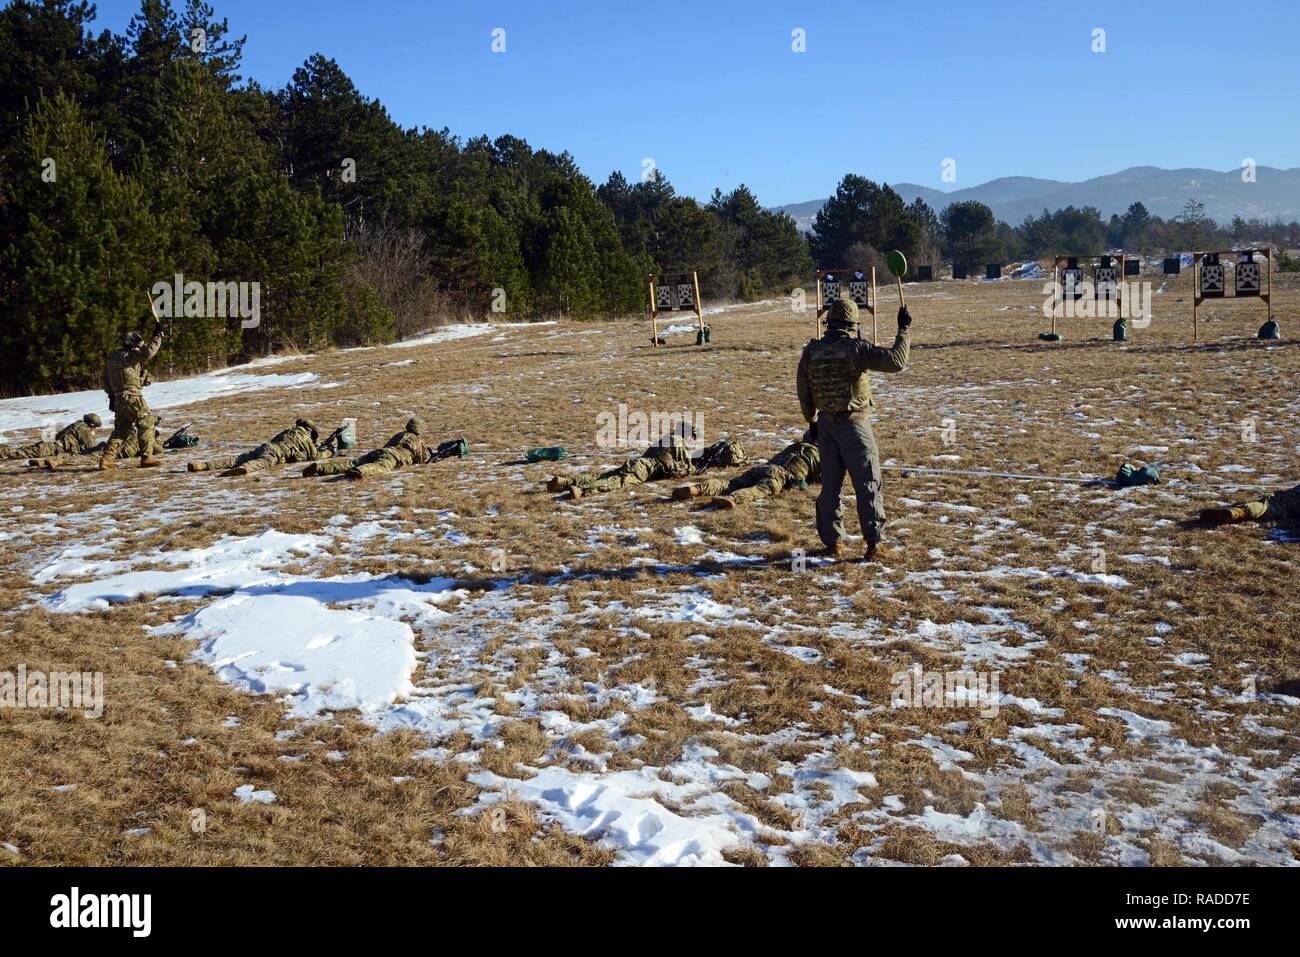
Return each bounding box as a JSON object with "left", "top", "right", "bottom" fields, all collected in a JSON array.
[
  {"left": 525, "top": 446, "right": 568, "bottom": 462},
  {"left": 1114, "top": 463, "right": 1159, "bottom": 488},
  {"left": 164, "top": 425, "right": 199, "bottom": 450},
  {"left": 430, "top": 438, "right": 468, "bottom": 461}
]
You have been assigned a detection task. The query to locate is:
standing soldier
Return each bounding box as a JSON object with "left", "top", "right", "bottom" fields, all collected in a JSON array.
[
  {"left": 1200, "top": 483, "right": 1300, "bottom": 527},
  {"left": 187, "top": 419, "right": 327, "bottom": 475},
  {"left": 303, "top": 418, "right": 427, "bottom": 480},
  {"left": 99, "top": 320, "right": 165, "bottom": 470},
  {"left": 673, "top": 430, "right": 819, "bottom": 509},
  {"left": 1, "top": 414, "right": 101, "bottom": 460},
  {"left": 797, "top": 299, "right": 912, "bottom": 561}
]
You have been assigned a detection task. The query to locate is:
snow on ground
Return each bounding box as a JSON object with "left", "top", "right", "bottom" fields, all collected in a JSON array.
[
  {"left": 388, "top": 321, "right": 557, "bottom": 350},
  {"left": 0, "top": 366, "right": 320, "bottom": 434}
]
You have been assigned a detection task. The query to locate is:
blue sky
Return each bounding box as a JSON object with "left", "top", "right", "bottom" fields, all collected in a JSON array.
[{"left": 85, "top": 0, "right": 1300, "bottom": 206}]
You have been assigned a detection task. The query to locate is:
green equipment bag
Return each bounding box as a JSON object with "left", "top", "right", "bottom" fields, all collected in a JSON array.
[
  {"left": 1038, "top": 332, "right": 1063, "bottom": 341},
  {"left": 1258, "top": 319, "right": 1280, "bottom": 340},
  {"left": 1113, "top": 319, "right": 1128, "bottom": 342},
  {"left": 1114, "top": 463, "right": 1160, "bottom": 488},
  {"left": 525, "top": 446, "right": 567, "bottom": 463}
]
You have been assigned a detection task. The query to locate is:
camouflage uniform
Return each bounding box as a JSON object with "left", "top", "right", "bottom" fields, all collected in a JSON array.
[
  {"left": 549, "top": 436, "right": 746, "bottom": 499},
  {"left": 1201, "top": 483, "right": 1300, "bottom": 525},
  {"left": 204, "top": 420, "right": 324, "bottom": 475},
  {"left": 675, "top": 436, "right": 820, "bottom": 508},
  {"left": 1, "top": 414, "right": 100, "bottom": 460},
  {"left": 797, "top": 300, "right": 911, "bottom": 551},
  {"left": 305, "top": 418, "right": 427, "bottom": 480},
  {"left": 100, "top": 326, "right": 164, "bottom": 467}
]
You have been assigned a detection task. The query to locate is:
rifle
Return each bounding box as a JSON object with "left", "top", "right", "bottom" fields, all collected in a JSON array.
[
  {"left": 317, "top": 426, "right": 346, "bottom": 454},
  {"left": 427, "top": 438, "right": 468, "bottom": 463}
]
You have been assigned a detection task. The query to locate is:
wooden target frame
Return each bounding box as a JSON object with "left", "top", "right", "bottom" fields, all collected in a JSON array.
[
  {"left": 1047, "top": 255, "right": 1134, "bottom": 336},
  {"left": 648, "top": 271, "right": 704, "bottom": 347},
  {"left": 814, "top": 267, "right": 877, "bottom": 343},
  {"left": 1192, "top": 248, "right": 1273, "bottom": 342}
]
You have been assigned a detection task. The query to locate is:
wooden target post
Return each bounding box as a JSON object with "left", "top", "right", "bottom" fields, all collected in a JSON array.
[
  {"left": 814, "top": 268, "right": 877, "bottom": 343},
  {"left": 1192, "top": 248, "right": 1273, "bottom": 342},
  {"left": 648, "top": 271, "right": 704, "bottom": 347},
  {"left": 1051, "top": 254, "right": 1135, "bottom": 327}
]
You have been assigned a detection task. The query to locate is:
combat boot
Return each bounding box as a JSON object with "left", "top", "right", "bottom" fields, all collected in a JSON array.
[
  {"left": 815, "top": 542, "right": 846, "bottom": 560},
  {"left": 97, "top": 454, "right": 115, "bottom": 471},
  {"left": 302, "top": 462, "right": 319, "bottom": 477},
  {"left": 41, "top": 459, "right": 57, "bottom": 472},
  {"left": 139, "top": 455, "right": 162, "bottom": 468},
  {"left": 1200, "top": 506, "right": 1245, "bottom": 525},
  {"left": 547, "top": 475, "right": 573, "bottom": 492},
  {"left": 222, "top": 465, "right": 249, "bottom": 476},
  {"left": 567, "top": 486, "right": 585, "bottom": 500},
  {"left": 672, "top": 485, "right": 700, "bottom": 500},
  {"left": 187, "top": 461, "right": 210, "bottom": 473},
  {"left": 711, "top": 496, "right": 737, "bottom": 510},
  {"left": 862, "top": 540, "right": 890, "bottom": 563}
]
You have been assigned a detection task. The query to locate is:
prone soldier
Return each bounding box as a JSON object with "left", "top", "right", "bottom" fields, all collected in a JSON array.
[
  {"left": 547, "top": 434, "right": 746, "bottom": 500},
  {"left": 303, "top": 417, "right": 428, "bottom": 480},
  {"left": 1200, "top": 483, "right": 1300, "bottom": 527},
  {"left": 1, "top": 414, "right": 101, "bottom": 460},
  {"left": 187, "top": 419, "right": 326, "bottom": 475},
  {"left": 673, "top": 430, "right": 819, "bottom": 509}
]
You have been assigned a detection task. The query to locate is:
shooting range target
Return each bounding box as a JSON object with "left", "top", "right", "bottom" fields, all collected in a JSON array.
[
  {"left": 676, "top": 283, "right": 695, "bottom": 309},
  {"left": 655, "top": 283, "right": 676, "bottom": 310},
  {"left": 847, "top": 279, "right": 870, "bottom": 307},
  {"left": 820, "top": 277, "right": 842, "bottom": 303},
  {"left": 1124, "top": 258, "right": 1141, "bottom": 277},
  {"left": 1163, "top": 257, "right": 1181, "bottom": 275},
  {"left": 1200, "top": 262, "right": 1225, "bottom": 298},
  {"left": 1235, "top": 260, "right": 1261, "bottom": 296},
  {"left": 1062, "top": 267, "right": 1086, "bottom": 300},
  {"left": 1096, "top": 266, "right": 1119, "bottom": 301}
]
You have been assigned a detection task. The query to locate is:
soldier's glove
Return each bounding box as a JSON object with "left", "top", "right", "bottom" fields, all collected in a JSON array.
[{"left": 897, "top": 306, "right": 913, "bottom": 330}]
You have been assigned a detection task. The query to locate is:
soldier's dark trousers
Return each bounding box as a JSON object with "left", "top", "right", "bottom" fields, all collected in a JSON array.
[{"left": 816, "top": 413, "right": 885, "bottom": 548}]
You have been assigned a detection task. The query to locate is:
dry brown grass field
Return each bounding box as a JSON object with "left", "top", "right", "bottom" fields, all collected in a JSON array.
[{"left": 1, "top": 270, "right": 1297, "bottom": 866}]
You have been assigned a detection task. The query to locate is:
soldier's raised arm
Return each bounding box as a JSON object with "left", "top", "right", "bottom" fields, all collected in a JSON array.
[
  {"left": 126, "top": 321, "right": 166, "bottom": 366},
  {"left": 856, "top": 306, "right": 912, "bottom": 374}
]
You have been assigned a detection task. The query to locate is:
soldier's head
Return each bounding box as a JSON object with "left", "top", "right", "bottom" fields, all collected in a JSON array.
[
  {"left": 122, "top": 331, "right": 144, "bottom": 348},
  {"left": 406, "top": 417, "right": 423, "bottom": 435},
  {"left": 827, "top": 299, "right": 859, "bottom": 330},
  {"left": 295, "top": 417, "right": 319, "bottom": 440},
  {"left": 83, "top": 413, "right": 103, "bottom": 428}
]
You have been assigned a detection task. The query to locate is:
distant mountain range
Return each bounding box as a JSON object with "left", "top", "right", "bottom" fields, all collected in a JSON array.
[{"left": 773, "top": 166, "right": 1300, "bottom": 232}]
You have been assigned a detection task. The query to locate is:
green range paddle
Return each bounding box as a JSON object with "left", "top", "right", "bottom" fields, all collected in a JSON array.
[{"left": 886, "top": 249, "right": 907, "bottom": 307}]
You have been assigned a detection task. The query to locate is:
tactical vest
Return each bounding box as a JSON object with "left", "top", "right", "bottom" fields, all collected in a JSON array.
[
  {"left": 805, "top": 335, "right": 872, "bottom": 415},
  {"left": 104, "top": 348, "right": 152, "bottom": 396}
]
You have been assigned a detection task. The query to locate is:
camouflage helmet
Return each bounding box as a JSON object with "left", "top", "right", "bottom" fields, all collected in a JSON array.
[
  {"left": 122, "top": 331, "right": 144, "bottom": 348},
  {"left": 83, "top": 413, "right": 103, "bottom": 428},
  {"left": 406, "top": 417, "right": 423, "bottom": 435},
  {"left": 715, "top": 439, "right": 746, "bottom": 467},
  {"left": 295, "top": 417, "right": 319, "bottom": 440},
  {"left": 827, "top": 299, "right": 859, "bottom": 328}
]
